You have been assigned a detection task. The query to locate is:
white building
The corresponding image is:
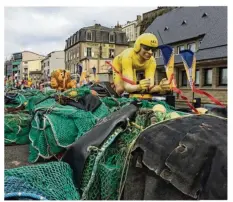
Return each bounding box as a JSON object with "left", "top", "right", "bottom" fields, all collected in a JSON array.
[
  {"left": 122, "top": 15, "right": 142, "bottom": 42},
  {"left": 41, "top": 50, "right": 65, "bottom": 81}
]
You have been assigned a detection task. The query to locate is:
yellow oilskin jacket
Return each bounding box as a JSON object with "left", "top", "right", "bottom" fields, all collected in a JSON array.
[{"left": 112, "top": 48, "right": 156, "bottom": 93}]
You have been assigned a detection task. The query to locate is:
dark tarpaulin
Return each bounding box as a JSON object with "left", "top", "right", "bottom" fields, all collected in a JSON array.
[{"left": 123, "top": 115, "right": 227, "bottom": 200}]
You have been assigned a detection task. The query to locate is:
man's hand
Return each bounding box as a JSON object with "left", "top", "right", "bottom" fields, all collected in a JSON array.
[
  {"left": 139, "top": 79, "right": 151, "bottom": 90},
  {"left": 159, "top": 78, "right": 171, "bottom": 92}
]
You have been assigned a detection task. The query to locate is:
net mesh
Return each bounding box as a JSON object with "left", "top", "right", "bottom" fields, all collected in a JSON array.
[
  {"left": 4, "top": 161, "right": 80, "bottom": 200},
  {"left": 4, "top": 112, "right": 32, "bottom": 145},
  {"left": 28, "top": 87, "right": 111, "bottom": 163},
  {"left": 5, "top": 87, "right": 192, "bottom": 200}
]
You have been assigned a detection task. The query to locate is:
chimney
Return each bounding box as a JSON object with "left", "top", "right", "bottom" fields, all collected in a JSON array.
[
  {"left": 95, "top": 23, "right": 101, "bottom": 28},
  {"left": 114, "top": 21, "right": 122, "bottom": 30},
  {"left": 136, "top": 15, "right": 142, "bottom": 22}
]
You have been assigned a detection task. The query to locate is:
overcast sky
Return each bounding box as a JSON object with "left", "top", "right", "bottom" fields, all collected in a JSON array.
[{"left": 4, "top": 7, "right": 156, "bottom": 59}]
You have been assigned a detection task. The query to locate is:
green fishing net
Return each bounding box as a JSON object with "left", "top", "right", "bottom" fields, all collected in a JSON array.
[
  {"left": 4, "top": 112, "right": 32, "bottom": 145},
  {"left": 4, "top": 161, "right": 80, "bottom": 200},
  {"left": 5, "top": 87, "right": 192, "bottom": 200}
]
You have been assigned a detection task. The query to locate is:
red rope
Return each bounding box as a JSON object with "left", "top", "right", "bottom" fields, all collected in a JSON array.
[
  {"left": 105, "top": 61, "right": 136, "bottom": 85},
  {"left": 192, "top": 83, "right": 226, "bottom": 107}
]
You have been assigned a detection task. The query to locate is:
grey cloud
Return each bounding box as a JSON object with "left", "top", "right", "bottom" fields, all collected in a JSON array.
[{"left": 4, "top": 7, "right": 156, "bottom": 58}]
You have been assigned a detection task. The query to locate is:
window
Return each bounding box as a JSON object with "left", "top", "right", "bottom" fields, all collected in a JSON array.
[
  {"left": 202, "top": 12, "right": 208, "bottom": 18},
  {"left": 48, "top": 61, "right": 50, "bottom": 66},
  {"left": 164, "top": 26, "right": 169, "bottom": 31},
  {"left": 188, "top": 43, "right": 196, "bottom": 52},
  {"left": 181, "top": 20, "right": 187, "bottom": 25},
  {"left": 155, "top": 49, "right": 160, "bottom": 57},
  {"left": 24, "top": 61, "right": 28, "bottom": 64},
  {"left": 109, "top": 49, "right": 115, "bottom": 58},
  {"left": 76, "top": 49, "right": 79, "bottom": 58},
  {"left": 13, "top": 53, "right": 22, "bottom": 60},
  {"left": 69, "top": 38, "right": 71, "bottom": 47},
  {"left": 86, "top": 31, "right": 92, "bottom": 41},
  {"left": 87, "top": 47, "right": 92, "bottom": 57},
  {"left": 109, "top": 33, "right": 114, "bottom": 43},
  {"left": 219, "top": 67, "right": 227, "bottom": 86},
  {"left": 204, "top": 68, "right": 212, "bottom": 86},
  {"left": 181, "top": 71, "right": 187, "bottom": 86},
  {"left": 195, "top": 70, "right": 200, "bottom": 85},
  {"left": 66, "top": 53, "right": 68, "bottom": 61},
  {"left": 172, "top": 47, "right": 175, "bottom": 54},
  {"left": 177, "top": 45, "right": 185, "bottom": 54},
  {"left": 47, "top": 69, "right": 50, "bottom": 75},
  {"left": 76, "top": 32, "right": 79, "bottom": 42}
]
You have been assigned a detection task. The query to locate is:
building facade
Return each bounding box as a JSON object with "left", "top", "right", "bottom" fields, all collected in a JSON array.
[
  {"left": 4, "top": 60, "right": 12, "bottom": 78},
  {"left": 21, "top": 51, "right": 45, "bottom": 80},
  {"left": 11, "top": 52, "right": 23, "bottom": 82},
  {"left": 29, "top": 70, "right": 43, "bottom": 86},
  {"left": 41, "top": 50, "right": 65, "bottom": 81},
  {"left": 122, "top": 15, "right": 142, "bottom": 43},
  {"left": 146, "top": 6, "right": 227, "bottom": 105},
  {"left": 64, "top": 23, "right": 128, "bottom": 80}
]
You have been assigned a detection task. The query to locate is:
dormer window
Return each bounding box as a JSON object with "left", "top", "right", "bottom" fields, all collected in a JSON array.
[
  {"left": 73, "top": 34, "right": 76, "bottom": 44},
  {"left": 86, "top": 31, "right": 92, "bottom": 41},
  {"left": 71, "top": 37, "right": 73, "bottom": 45},
  {"left": 76, "top": 32, "right": 79, "bottom": 42},
  {"left": 181, "top": 20, "right": 187, "bottom": 25},
  {"left": 164, "top": 26, "right": 169, "bottom": 31},
  {"left": 109, "top": 33, "right": 115, "bottom": 43},
  {"left": 202, "top": 12, "right": 208, "bottom": 18}
]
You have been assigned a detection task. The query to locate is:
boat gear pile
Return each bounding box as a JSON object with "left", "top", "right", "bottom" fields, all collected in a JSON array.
[{"left": 4, "top": 86, "right": 227, "bottom": 200}]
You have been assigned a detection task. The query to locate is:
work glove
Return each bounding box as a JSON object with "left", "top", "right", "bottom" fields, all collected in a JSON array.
[
  {"left": 139, "top": 79, "right": 151, "bottom": 90},
  {"left": 159, "top": 78, "right": 171, "bottom": 94}
]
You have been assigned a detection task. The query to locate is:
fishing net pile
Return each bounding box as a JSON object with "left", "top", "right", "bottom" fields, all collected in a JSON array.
[
  {"left": 5, "top": 87, "right": 194, "bottom": 200},
  {"left": 28, "top": 87, "right": 110, "bottom": 163},
  {"left": 4, "top": 113, "right": 32, "bottom": 145},
  {"left": 4, "top": 88, "right": 56, "bottom": 145},
  {"left": 76, "top": 99, "right": 189, "bottom": 200},
  {"left": 4, "top": 161, "right": 80, "bottom": 200}
]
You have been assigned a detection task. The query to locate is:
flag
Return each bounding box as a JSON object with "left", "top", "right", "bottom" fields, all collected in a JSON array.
[
  {"left": 180, "top": 50, "right": 196, "bottom": 90},
  {"left": 180, "top": 50, "right": 225, "bottom": 107},
  {"left": 158, "top": 45, "right": 175, "bottom": 87},
  {"left": 159, "top": 45, "right": 199, "bottom": 113}
]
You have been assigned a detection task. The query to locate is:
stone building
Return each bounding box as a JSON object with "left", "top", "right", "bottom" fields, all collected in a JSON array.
[{"left": 64, "top": 23, "right": 128, "bottom": 81}]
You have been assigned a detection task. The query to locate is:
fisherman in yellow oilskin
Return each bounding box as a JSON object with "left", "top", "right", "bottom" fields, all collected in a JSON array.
[{"left": 112, "top": 33, "right": 171, "bottom": 96}]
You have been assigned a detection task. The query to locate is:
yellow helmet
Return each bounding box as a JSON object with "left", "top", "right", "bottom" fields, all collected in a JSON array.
[{"left": 134, "top": 33, "right": 158, "bottom": 52}]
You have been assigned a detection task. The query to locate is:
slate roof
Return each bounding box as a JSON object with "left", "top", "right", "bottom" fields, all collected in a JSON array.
[
  {"left": 145, "top": 6, "right": 227, "bottom": 65},
  {"left": 81, "top": 25, "right": 113, "bottom": 31}
]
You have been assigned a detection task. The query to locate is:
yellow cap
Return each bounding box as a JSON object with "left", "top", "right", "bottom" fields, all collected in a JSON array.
[{"left": 134, "top": 33, "right": 158, "bottom": 52}]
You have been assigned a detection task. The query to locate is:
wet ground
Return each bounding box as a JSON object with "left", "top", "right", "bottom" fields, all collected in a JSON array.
[
  {"left": 5, "top": 144, "right": 31, "bottom": 169},
  {"left": 5, "top": 144, "right": 59, "bottom": 170}
]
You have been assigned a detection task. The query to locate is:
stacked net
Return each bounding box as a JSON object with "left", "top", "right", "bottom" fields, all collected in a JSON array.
[
  {"left": 79, "top": 98, "right": 190, "bottom": 200},
  {"left": 4, "top": 161, "right": 80, "bottom": 200},
  {"left": 28, "top": 89, "right": 111, "bottom": 163},
  {"left": 5, "top": 112, "right": 32, "bottom": 145},
  {"left": 5, "top": 88, "right": 192, "bottom": 200}
]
